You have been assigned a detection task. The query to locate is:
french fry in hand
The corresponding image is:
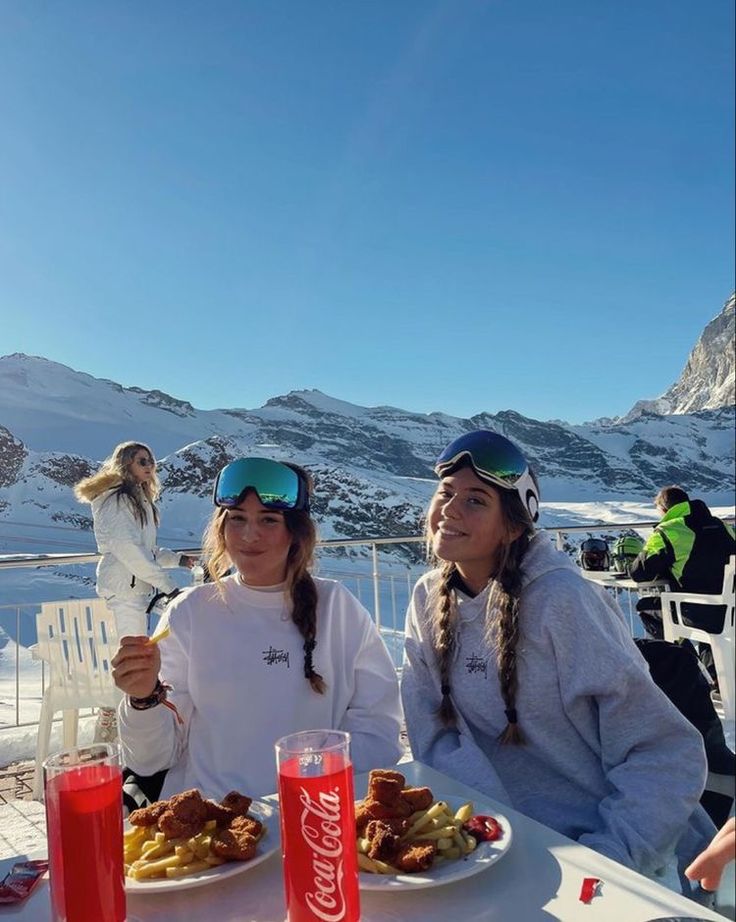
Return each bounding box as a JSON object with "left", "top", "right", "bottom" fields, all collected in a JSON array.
[{"left": 148, "top": 626, "right": 170, "bottom": 644}]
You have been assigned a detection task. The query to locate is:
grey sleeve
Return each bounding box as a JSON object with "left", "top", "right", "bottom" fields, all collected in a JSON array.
[{"left": 547, "top": 581, "right": 711, "bottom": 874}]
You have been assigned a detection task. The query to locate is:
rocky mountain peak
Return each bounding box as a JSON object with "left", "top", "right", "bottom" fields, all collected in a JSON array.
[
  {"left": 0, "top": 426, "right": 26, "bottom": 489},
  {"left": 624, "top": 294, "right": 735, "bottom": 419}
]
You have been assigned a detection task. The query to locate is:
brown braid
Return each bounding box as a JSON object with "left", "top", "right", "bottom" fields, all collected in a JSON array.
[
  {"left": 431, "top": 561, "right": 459, "bottom": 725},
  {"left": 289, "top": 571, "right": 326, "bottom": 693},
  {"left": 487, "top": 534, "right": 530, "bottom": 744}
]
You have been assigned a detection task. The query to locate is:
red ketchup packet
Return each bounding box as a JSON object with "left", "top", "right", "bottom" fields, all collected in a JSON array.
[
  {"left": 0, "top": 859, "right": 49, "bottom": 904},
  {"left": 579, "top": 876, "right": 602, "bottom": 904}
]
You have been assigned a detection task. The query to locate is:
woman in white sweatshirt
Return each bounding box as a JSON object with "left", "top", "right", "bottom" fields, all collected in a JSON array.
[
  {"left": 111, "top": 456, "right": 403, "bottom": 800},
  {"left": 401, "top": 429, "right": 714, "bottom": 892}
]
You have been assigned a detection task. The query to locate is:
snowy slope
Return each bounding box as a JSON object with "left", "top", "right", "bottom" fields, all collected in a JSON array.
[{"left": 0, "top": 293, "right": 733, "bottom": 565}]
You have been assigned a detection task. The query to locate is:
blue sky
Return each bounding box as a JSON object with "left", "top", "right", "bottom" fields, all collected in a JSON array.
[{"left": 1, "top": 1, "right": 733, "bottom": 424}]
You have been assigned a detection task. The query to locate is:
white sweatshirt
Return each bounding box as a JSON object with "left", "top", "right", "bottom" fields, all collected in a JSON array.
[{"left": 118, "top": 576, "right": 404, "bottom": 799}]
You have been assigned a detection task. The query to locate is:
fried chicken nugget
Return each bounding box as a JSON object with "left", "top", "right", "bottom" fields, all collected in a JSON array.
[
  {"left": 367, "top": 769, "right": 406, "bottom": 806},
  {"left": 355, "top": 803, "right": 373, "bottom": 835},
  {"left": 394, "top": 839, "right": 437, "bottom": 873},
  {"left": 210, "top": 815, "right": 261, "bottom": 861},
  {"left": 128, "top": 800, "right": 168, "bottom": 827},
  {"left": 220, "top": 791, "right": 253, "bottom": 817},
  {"left": 203, "top": 799, "right": 236, "bottom": 827},
  {"left": 356, "top": 793, "right": 413, "bottom": 835},
  {"left": 372, "top": 816, "right": 410, "bottom": 836},
  {"left": 400, "top": 786, "right": 434, "bottom": 812},
  {"left": 368, "top": 769, "right": 406, "bottom": 785},
  {"left": 362, "top": 798, "right": 413, "bottom": 822},
  {"left": 158, "top": 789, "right": 209, "bottom": 839},
  {"left": 364, "top": 820, "right": 402, "bottom": 862}
]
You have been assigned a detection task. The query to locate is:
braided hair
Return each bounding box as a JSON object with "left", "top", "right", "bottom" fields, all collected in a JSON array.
[
  {"left": 202, "top": 462, "right": 326, "bottom": 694},
  {"left": 283, "top": 500, "right": 325, "bottom": 694},
  {"left": 428, "top": 464, "right": 536, "bottom": 744}
]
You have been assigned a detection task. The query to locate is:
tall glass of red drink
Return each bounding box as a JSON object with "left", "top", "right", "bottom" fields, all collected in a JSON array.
[
  {"left": 275, "top": 729, "right": 361, "bottom": 922},
  {"left": 43, "top": 742, "right": 126, "bottom": 922}
]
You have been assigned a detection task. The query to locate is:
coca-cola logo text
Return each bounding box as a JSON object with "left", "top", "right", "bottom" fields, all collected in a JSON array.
[{"left": 299, "top": 786, "right": 347, "bottom": 922}]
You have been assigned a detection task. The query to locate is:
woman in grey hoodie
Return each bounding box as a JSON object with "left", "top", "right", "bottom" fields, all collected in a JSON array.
[{"left": 401, "top": 430, "right": 714, "bottom": 890}]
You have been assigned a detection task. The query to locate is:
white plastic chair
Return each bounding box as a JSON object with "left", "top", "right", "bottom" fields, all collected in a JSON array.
[
  {"left": 32, "top": 598, "right": 123, "bottom": 800},
  {"left": 660, "top": 555, "right": 736, "bottom": 723}
]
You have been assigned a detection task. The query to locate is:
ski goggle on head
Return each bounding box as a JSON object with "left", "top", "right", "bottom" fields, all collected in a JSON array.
[
  {"left": 434, "top": 430, "right": 540, "bottom": 522},
  {"left": 212, "top": 458, "right": 310, "bottom": 512}
]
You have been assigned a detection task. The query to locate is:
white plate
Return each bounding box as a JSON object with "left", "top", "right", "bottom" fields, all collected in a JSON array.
[
  {"left": 358, "top": 794, "right": 512, "bottom": 891},
  {"left": 125, "top": 798, "right": 279, "bottom": 894}
]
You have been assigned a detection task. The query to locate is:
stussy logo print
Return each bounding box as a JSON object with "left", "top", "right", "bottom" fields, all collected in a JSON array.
[
  {"left": 465, "top": 653, "right": 488, "bottom": 678},
  {"left": 263, "top": 646, "right": 290, "bottom": 667}
]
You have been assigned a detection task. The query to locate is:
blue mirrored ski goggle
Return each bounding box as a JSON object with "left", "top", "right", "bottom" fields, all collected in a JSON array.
[
  {"left": 213, "top": 458, "right": 310, "bottom": 512},
  {"left": 435, "top": 430, "right": 540, "bottom": 522}
]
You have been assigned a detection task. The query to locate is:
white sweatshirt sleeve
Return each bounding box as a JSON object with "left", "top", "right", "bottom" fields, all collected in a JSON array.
[
  {"left": 332, "top": 587, "right": 404, "bottom": 771},
  {"left": 117, "top": 596, "right": 193, "bottom": 776},
  {"left": 401, "top": 581, "right": 511, "bottom": 803},
  {"left": 94, "top": 492, "right": 177, "bottom": 593}
]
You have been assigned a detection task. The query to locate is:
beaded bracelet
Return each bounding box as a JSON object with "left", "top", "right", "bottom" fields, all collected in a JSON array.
[{"left": 128, "top": 679, "right": 168, "bottom": 711}]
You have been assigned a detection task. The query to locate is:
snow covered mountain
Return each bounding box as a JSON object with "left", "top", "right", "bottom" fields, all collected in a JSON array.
[
  {"left": 624, "top": 293, "right": 735, "bottom": 419},
  {"left": 0, "top": 297, "right": 733, "bottom": 559}
]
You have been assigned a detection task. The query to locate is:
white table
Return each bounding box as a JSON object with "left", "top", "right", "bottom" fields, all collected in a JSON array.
[
  {"left": 579, "top": 570, "right": 668, "bottom": 593},
  {"left": 0, "top": 761, "right": 727, "bottom": 921},
  {"left": 579, "top": 569, "right": 668, "bottom": 631}
]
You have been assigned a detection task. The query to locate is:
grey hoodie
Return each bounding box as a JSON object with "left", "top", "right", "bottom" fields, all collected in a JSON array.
[{"left": 401, "top": 532, "right": 713, "bottom": 878}]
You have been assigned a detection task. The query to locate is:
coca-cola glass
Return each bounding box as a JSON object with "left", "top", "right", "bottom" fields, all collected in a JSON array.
[
  {"left": 44, "top": 743, "right": 126, "bottom": 922},
  {"left": 275, "top": 729, "right": 361, "bottom": 922}
]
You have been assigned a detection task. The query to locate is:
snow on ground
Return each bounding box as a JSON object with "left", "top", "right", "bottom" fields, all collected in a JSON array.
[{"left": 0, "top": 716, "right": 97, "bottom": 769}]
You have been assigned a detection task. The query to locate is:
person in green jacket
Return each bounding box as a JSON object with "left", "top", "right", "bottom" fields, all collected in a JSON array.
[
  {"left": 630, "top": 484, "right": 735, "bottom": 638},
  {"left": 631, "top": 485, "right": 735, "bottom": 828}
]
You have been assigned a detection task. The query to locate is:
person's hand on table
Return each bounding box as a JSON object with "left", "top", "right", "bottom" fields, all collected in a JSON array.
[
  {"left": 111, "top": 636, "right": 161, "bottom": 699},
  {"left": 685, "top": 816, "right": 736, "bottom": 891}
]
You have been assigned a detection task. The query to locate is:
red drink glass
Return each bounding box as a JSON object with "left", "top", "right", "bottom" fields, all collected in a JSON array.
[
  {"left": 275, "top": 729, "right": 361, "bottom": 922},
  {"left": 43, "top": 743, "right": 126, "bottom": 922}
]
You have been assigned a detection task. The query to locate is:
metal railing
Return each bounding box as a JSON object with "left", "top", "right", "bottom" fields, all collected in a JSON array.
[{"left": 1, "top": 518, "right": 733, "bottom": 731}]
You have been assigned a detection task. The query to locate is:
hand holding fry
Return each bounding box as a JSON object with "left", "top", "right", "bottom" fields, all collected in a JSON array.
[{"left": 112, "top": 636, "right": 160, "bottom": 699}]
